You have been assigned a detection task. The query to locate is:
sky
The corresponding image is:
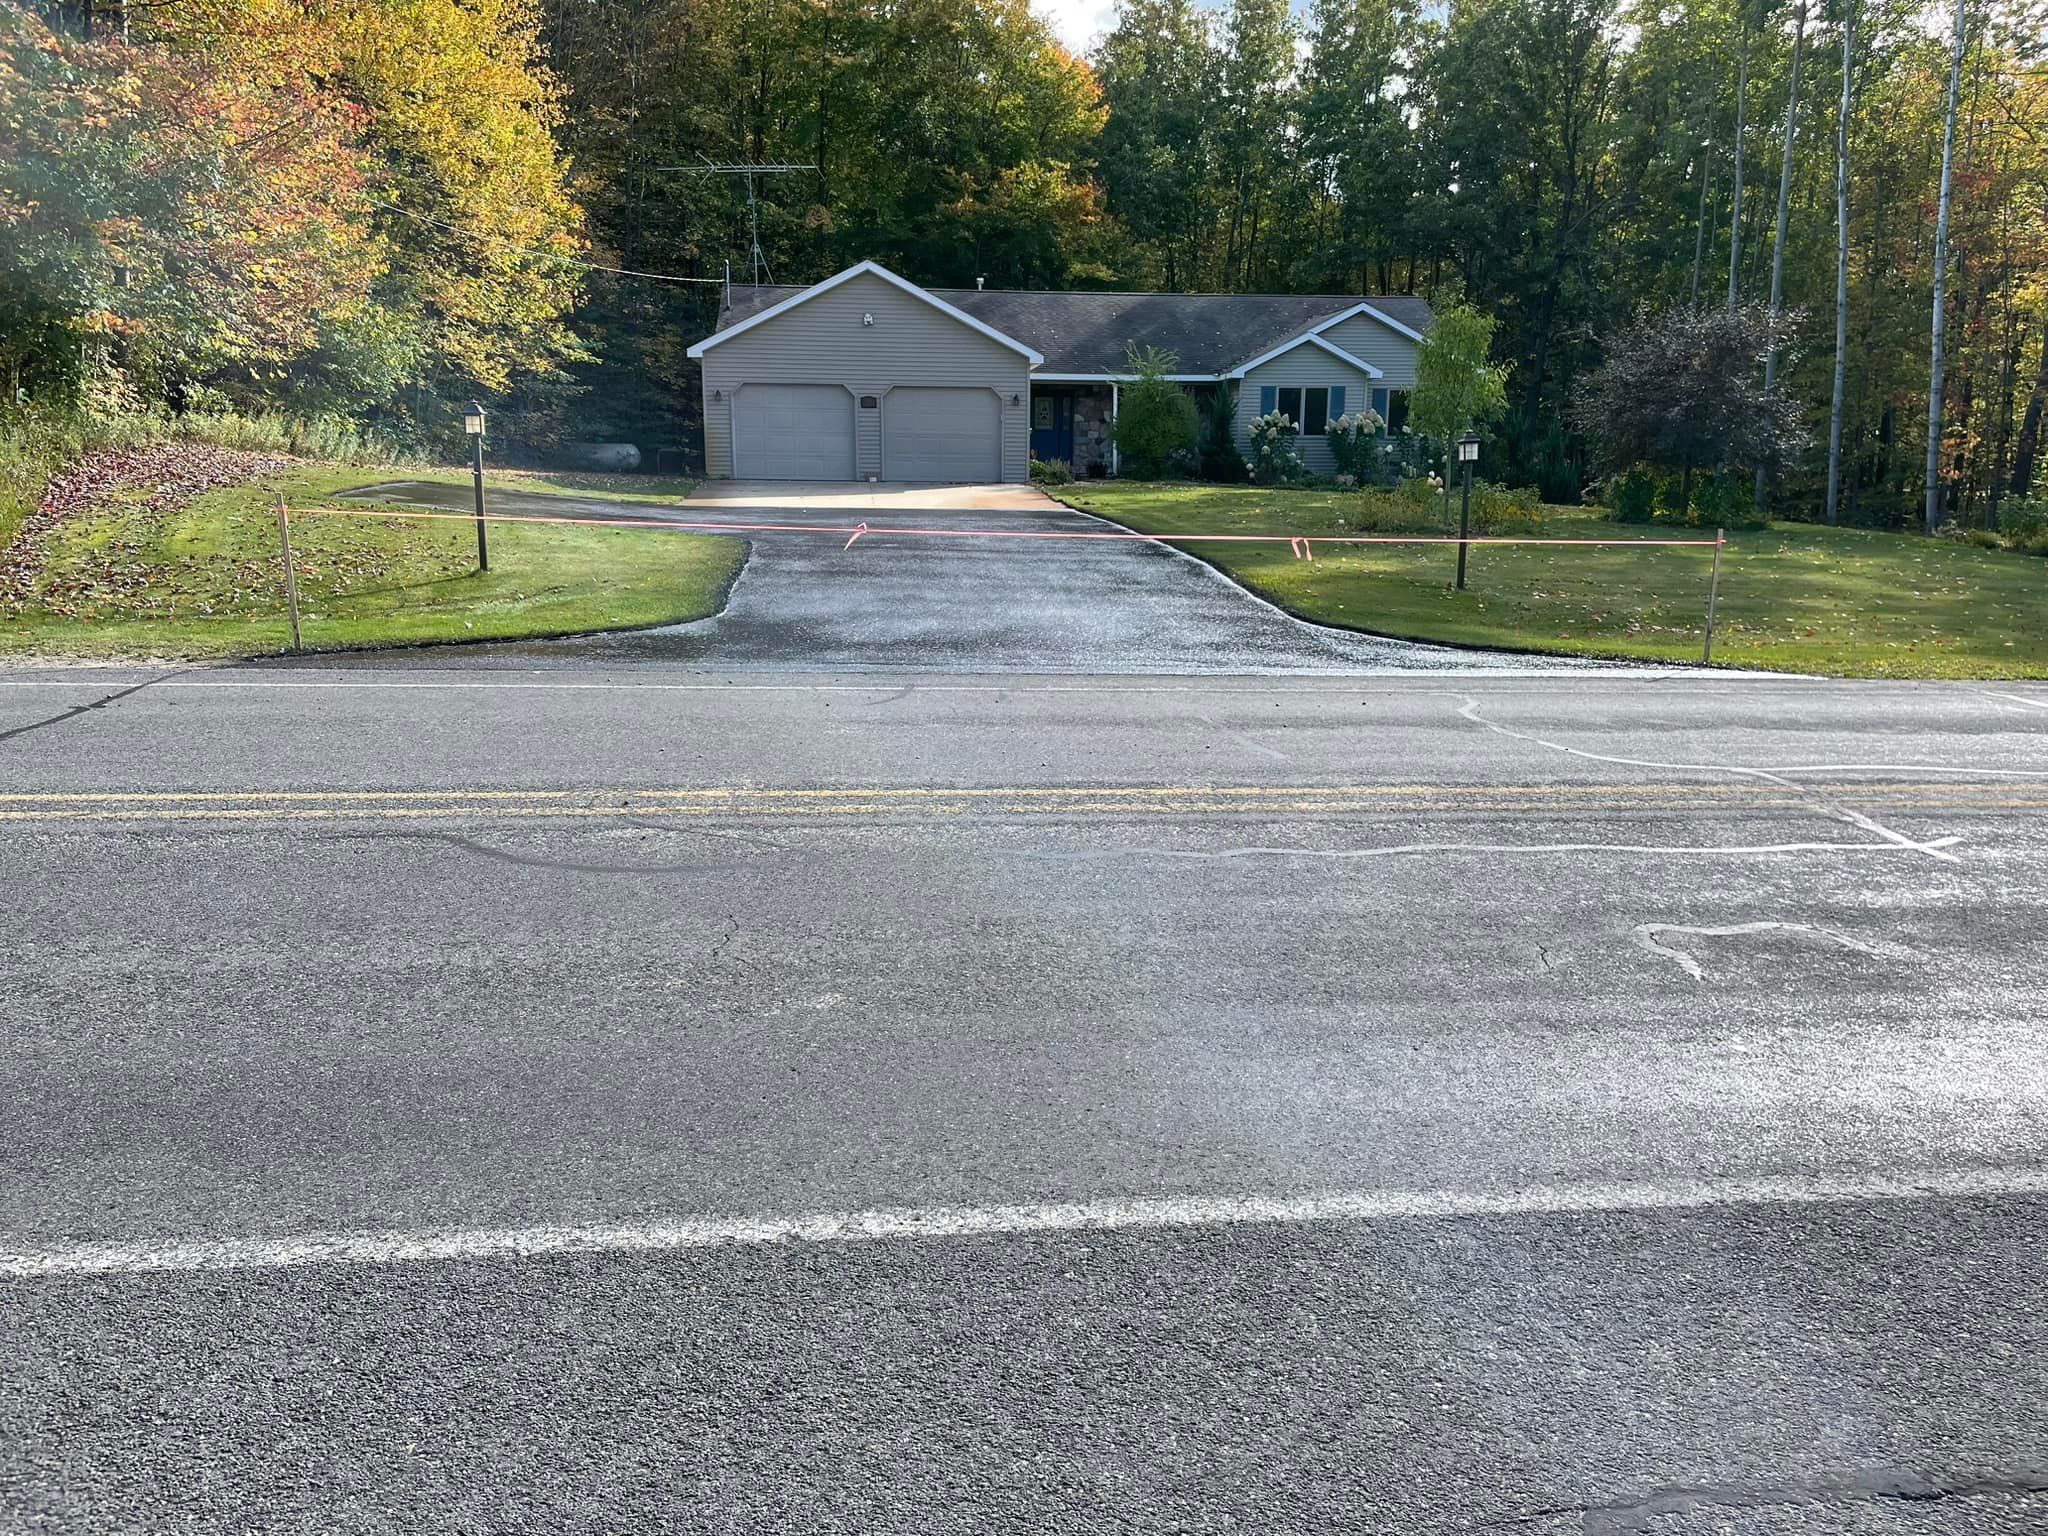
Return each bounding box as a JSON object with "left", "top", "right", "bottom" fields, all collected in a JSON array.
[{"left": 1033, "top": 0, "right": 1119, "bottom": 53}]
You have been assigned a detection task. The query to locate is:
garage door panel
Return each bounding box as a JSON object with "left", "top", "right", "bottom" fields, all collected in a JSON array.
[
  {"left": 883, "top": 388, "right": 1000, "bottom": 483},
  {"left": 734, "top": 385, "right": 854, "bottom": 481}
]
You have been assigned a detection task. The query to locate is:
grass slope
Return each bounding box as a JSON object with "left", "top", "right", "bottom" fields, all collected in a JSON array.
[
  {"left": 1058, "top": 483, "right": 2048, "bottom": 679},
  {"left": 1, "top": 462, "right": 741, "bottom": 660}
]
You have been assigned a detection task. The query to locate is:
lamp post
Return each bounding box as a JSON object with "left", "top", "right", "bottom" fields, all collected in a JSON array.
[
  {"left": 1455, "top": 430, "right": 1480, "bottom": 591},
  {"left": 463, "top": 401, "right": 489, "bottom": 573}
]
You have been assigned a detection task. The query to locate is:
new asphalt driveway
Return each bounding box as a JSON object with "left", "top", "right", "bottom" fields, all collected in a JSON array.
[
  {"left": 4, "top": 669, "right": 2047, "bottom": 1533},
  {"left": 333, "top": 478, "right": 1626, "bottom": 673}
]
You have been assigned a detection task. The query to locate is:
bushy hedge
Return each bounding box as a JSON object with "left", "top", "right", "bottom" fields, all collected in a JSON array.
[
  {"left": 1113, "top": 349, "right": 1200, "bottom": 479},
  {"left": 1942, "top": 495, "right": 2048, "bottom": 556},
  {"left": 1606, "top": 465, "right": 1659, "bottom": 523},
  {"left": 1600, "top": 464, "right": 1767, "bottom": 530}
]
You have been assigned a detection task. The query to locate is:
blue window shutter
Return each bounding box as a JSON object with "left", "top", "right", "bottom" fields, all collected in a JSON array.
[
  {"left": 1258, "top": 386, "right": 1276, "bottom": 415},
  {"left": 1328, "top": 386, "right": 1345, "bottom": 420}
]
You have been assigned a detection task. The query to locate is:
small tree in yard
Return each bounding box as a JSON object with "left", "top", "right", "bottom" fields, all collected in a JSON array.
[
  {"left": 1410, "top": 305, "right": 1510, "bottom": 518},
  {"left": 1571, "top": 303, "right": 1809, "bottom": 520},
  {"left": 1113, "top": 346, "right": 1199, "bottom": 478},
  {"left": 1411, "top": 306, "right": 1512, "bottom": 447}
]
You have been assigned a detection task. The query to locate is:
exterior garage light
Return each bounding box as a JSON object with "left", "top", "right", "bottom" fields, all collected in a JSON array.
[{"left": 1010, "top": 393, "right": 1022, "bottom": 406}]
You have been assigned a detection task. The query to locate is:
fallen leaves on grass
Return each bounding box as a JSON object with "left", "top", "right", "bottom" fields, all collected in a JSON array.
[
  {"left": 1, "top": 442, "right": 294, "bottom": 617},
  {"left": 0, "top": 445, "right": 475, "bottom": 622}
]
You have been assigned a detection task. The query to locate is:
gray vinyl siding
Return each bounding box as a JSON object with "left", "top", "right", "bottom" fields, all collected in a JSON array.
[
  {"left": 1234, "top": 343, "right": 1382, "bottom": 478},
  {"left": 1319, "top": 312, "right": 1422, "bottom": 388},
  {"left": 698, "top": 272, "right": 1030, "bottom": 481}
]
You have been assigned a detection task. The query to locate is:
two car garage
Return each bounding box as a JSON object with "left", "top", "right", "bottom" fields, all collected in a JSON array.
[
  {"left": 732, "top": 384, "right": 1002, "bottom": 484},
  {"left": 690, "top": 262, "right": 1038, "bottom": 484}
]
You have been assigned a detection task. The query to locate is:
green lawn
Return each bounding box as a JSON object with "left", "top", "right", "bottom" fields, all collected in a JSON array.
[
  {"left": 380, "top": 465, "right": 710, "bottom": 505},
  {"left": 1056, "top": 483, "right": 2048, "bottom": 678},
  {"left": 0, "top": 463, "right": 742, "bottom": 660}
]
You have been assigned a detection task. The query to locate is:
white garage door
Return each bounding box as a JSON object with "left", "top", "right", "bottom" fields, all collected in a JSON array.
[
  {"left": 734, "top": 385, "right": 854, "bottom": 481},
  {"left": 882, "top": 388, "right": 1000, "bottom": 483}
]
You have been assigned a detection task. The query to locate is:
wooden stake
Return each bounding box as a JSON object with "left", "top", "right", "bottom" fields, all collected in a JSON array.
[
  {"left": 276, "top": 494, "right": 302, "bottom": 653},
  {"left": 1702, "top": 527, "right": 1724, "bottom": 665}
]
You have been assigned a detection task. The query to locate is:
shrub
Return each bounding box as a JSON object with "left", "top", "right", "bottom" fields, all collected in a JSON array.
[
  {"left": 1997, "top": 495, "right": 2047, "bottom": 546},
  {"left": 1963, "top": 528, "right": 2004, "bottom": 550},
  {"left": 1165, "top": 444, "right": 1200, "bottom": 479},
  {"left": 1606, "top": 465, "right": 1660, "bottom": 523},
  {"left": 1199, "top": 384, "right": 1249, "bottom": 483},
  {"left": 1030, "top": 457, "right": 1073, "bottom": 484},
  {"left": 1247, "top": 410, "right": 1304, "bottom": 484},
  {"left": 1684, "top": 470, "right": 1768, "bottom": 530},
  {"left": 1325, "top": 409, "right": 1384, "bottom": 484},
  {"left": 1473, "top": 482, "right": 1544, "bottom": 534},
  {"left": 1393, "top": 475, "right": 1441, "bottom": 520},
  {"left": 1112, "top": 346, "right": 1199, "bottom": 478}
]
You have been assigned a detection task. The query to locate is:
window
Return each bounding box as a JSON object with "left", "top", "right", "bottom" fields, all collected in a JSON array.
[
  {"left": 1275, "top": 386, "right": 1331, "bottom": 435},
  {"left": 1369, "top": 388, "right": 1409, "bottom": 433}
]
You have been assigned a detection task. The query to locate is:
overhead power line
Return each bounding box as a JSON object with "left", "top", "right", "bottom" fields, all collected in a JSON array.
[{"left": 365, "top": 198, "right": 723, "bottom": 286}]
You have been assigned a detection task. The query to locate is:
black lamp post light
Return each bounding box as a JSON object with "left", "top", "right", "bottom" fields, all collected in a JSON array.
[
  {"left": 463, "top": 400, "right": 489, "bottom": 573},
  {"left": 1454, "top": 430, "right": 1480, "bottom": 591}
]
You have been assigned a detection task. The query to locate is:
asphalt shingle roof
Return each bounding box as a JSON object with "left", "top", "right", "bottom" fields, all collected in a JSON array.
[{"left": 714, "top": 284, "right": 1433, "bottom": 375}]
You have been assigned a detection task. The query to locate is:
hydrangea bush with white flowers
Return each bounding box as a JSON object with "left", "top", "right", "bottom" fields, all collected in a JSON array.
[
  {"left": 1246, "top": 409, "right": 1303, "bottom": 484},
  {"left": 1324, "top": 408, "right": 1384, "bottom": 483}
]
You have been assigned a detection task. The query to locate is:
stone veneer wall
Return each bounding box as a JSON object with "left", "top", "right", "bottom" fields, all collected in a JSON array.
[{"left": 1073, "top": 389, "right": 1113, "bottom": 475}]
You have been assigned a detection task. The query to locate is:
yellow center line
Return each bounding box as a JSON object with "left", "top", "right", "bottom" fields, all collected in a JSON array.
[
  {"left": 1, "top": 796, "right": 2041, "bottom": 825},
  {"left": 0, "top": 781, "right": 2030, "bottom": 806}
]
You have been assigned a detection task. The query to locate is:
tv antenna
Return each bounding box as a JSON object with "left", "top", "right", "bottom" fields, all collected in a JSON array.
[{"left": 656, "top": 158, "right": 814, "bottom": 287}]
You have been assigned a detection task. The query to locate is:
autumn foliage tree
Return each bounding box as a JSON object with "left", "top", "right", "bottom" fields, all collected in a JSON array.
[
  {"left": 0, "top": 0, "right": 585, "bottom": 441},
  {"left": 0, "top": 4, "right": 376, "bottom": 400}
]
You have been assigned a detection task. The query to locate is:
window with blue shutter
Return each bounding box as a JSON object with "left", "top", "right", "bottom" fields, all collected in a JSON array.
[
  {"left": 1258, "top": 385, "right": 1276, "bottom": 416},
  {"left": 1328, "top": 386, "right": 1345, "bottom": 421}
]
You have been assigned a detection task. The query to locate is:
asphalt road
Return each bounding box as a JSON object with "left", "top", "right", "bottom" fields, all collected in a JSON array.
[
  {"left": 4, "top": 668, "right": 2047, "bottom": 1532},
  {"left": 329, "top": 479, "right": 1621, "bottom": 673}
]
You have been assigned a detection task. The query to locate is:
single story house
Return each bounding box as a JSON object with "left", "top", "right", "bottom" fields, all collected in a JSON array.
[{"left": 686, "top": 261, "right": 1431, "bottom": 483}]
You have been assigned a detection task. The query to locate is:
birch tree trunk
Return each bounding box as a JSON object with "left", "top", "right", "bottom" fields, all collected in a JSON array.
[
  {"left": 1826, "top": 0, "right": 1855, "bottom": 525},
  {"left": 1924, "top": 0, "right": 1968, "bottom": 535},
  {"left": 1727, "top": 10, "right": 1750, "bottom": 308},
  {"left": 1691, "top": 125, "right": 1714, "bottom": 306},
  {"left": 1755, "top": 0, "right": 1808, "bottom": 514}
]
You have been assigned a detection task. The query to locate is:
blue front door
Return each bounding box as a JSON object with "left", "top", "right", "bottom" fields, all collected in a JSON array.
[{"left": 1030, "top": 391, "right": 1074, "bottom": 464}]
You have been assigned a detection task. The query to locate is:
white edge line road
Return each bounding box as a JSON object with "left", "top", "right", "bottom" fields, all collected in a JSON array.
[{"left": 7, "top": 1167, "right": 2047, "bottom": 1280}]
